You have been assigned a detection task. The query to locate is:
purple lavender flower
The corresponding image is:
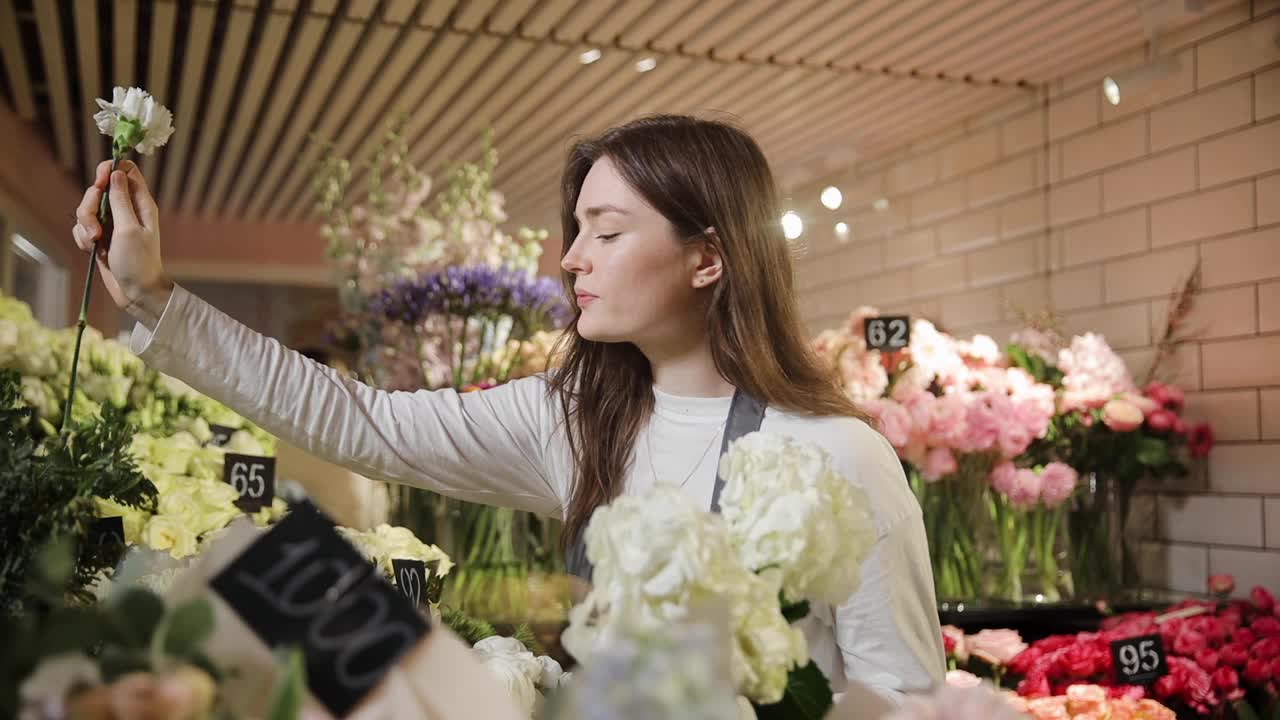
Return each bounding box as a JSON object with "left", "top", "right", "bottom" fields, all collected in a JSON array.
[{"left": 373, "top": 265, "right": 571, "bottom": 332}]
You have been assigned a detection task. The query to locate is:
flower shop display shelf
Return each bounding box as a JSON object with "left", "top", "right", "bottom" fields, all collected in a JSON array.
[{"left": 939, "top": 588, "right": 1192, "bottom": 642}]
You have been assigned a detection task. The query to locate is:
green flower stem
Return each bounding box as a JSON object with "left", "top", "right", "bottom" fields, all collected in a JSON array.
[{"left": 63, "top": 155, "right": 121, "bottom": 434}]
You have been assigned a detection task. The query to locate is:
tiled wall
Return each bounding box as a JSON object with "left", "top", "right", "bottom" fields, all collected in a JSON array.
[{"left": 793, "top": 1, "right": 1280, "bottom": 596}]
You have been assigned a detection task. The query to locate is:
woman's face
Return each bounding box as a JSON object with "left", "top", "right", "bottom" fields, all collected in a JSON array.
[{"left": 561, "top": 157, "right": 715, "bottom": 346}]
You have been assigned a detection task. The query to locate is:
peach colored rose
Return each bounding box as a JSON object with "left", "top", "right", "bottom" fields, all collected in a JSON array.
[
  {"left": 1102, "top": 399, "right": 1143, "bottom": 432},
  {"left": 945, "top": 669, "right": 982, "bottom": 688}
]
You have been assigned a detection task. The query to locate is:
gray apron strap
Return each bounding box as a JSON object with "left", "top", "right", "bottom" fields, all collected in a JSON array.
[{"left": 565, "top": 388, "right": 767, "bottom": 582}]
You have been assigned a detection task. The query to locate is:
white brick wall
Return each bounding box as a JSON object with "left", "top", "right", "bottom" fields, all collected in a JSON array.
[{"left": 794, "top": 3, "right": 1280, "bottom": 597}]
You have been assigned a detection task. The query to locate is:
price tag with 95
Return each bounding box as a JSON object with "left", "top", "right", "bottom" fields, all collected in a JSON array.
[
  {"left": 864, "top": 315, "right": 911, "bottom": 351},
  {"left": 1110, "top": 634, "right": 1167, "bottom": 685},
  {"left": 222, "top": 454, "right": 275, "bottom": 513}
]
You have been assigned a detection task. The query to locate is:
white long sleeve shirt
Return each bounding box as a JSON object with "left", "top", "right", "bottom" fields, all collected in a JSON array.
[{"left": 130, "top": 284, "right": 946, "bottom": 701}]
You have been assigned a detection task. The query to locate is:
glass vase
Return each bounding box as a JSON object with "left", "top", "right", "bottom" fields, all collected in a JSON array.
[{"left": 1065, "top": 473, "right": 1134, "bottom": 599}]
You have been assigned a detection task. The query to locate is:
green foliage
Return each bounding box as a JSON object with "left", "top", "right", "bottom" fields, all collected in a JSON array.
[
  {"left": 0, "top": 369, "right": 156, "bottom": 613},
  {"left": 753, "top": 661, "right": 834, "bottom": 720}
]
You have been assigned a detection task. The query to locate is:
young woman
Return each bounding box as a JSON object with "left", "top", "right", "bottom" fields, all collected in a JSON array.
[{"left": 73, "top": 114, "right": 944, "bottom": 701}]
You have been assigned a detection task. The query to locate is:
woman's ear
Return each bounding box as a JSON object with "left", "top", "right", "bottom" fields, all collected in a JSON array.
[{"left": 691, "top": 226, "right": 724, "bottom": 289}]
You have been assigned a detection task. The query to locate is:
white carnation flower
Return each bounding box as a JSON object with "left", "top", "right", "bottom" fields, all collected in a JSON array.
[
  {"left": 717, "top": 432, "right": 876, "bottom": 606},
  {"left": 93, "top": 86, "right": 174, "bottom": 155}
]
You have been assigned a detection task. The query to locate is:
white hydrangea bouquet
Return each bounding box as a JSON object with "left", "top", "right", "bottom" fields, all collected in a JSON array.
[{"left": 562, "top": 432, "right": 876, "bottom": 719}]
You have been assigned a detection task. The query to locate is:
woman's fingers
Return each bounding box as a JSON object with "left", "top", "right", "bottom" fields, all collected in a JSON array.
[{"left": 76, "top": 184, "right": 102, "bottom": 241}]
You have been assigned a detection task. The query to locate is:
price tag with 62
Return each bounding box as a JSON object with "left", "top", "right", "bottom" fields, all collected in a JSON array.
[
  {"left": 222, "top": 453, "right": 275, "bottom": 512},
  {"left": 864, "top": 315, "right": 910, "bottom": 351}
]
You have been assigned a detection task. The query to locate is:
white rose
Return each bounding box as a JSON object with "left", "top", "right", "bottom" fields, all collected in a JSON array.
[
  {"left": 474, "top": 635, "right": 543, "bottom": 715},
  {"left": 536, "top": 655, "right": 564, "bottom": 689},
  {"left": 480, "top": 654, "right": 538, "bottom": 715},
  {"left": 143, "top": 516, "right": 199, "bottom": 559}
]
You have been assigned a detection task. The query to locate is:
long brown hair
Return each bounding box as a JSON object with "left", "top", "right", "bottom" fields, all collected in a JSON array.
[{"left": 548, "top": 114, "right": 865, "bottom": 548}]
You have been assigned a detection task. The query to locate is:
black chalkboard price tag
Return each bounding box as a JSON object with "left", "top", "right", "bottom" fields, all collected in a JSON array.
[
  {"left": 208, "top": 424, "right": 236, "bottom": 447},
  {"left": 864, "top": 315, "right": 911, "bottom": 351},
  {"left": 89, "top": 516, "right": 126, "bottom": 546},
  {"left": 210, "top": 502, "right": 429, "bottom": 717},
  {"left": 1110, "top": 634, "right": 1167, "bottom": 685},
  {"left": 222, "top": 454, "right": 275, "bottom": 512},
  {"left": 392, "top": 559, "right": 426, "bottom": 607}
]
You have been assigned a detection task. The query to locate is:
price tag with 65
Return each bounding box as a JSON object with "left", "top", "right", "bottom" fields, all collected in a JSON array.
[
  {"left": 1110, "top": 634, "right": 1167, "bottom": 685},
  {"left": 864, "top": 315, "right": 910, "bottom": 351},
  {"left": 222, "top": 453, "right": 275, "bottom": 512}
]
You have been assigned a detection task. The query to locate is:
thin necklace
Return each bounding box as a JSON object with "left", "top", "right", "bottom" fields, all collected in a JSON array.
[{"left": 647, "top": 417, "right": 728, "bottom": 489}]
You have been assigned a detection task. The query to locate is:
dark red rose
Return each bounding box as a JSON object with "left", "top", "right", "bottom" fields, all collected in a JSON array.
[
  {"left": 1188, "top": 423, "right": 1214, "bottom": 457},
  {"left": 1243, "top": 659, "right": 1271, "bottom": 686},
  {"left": 1212, "top": 666, "right": 1239, "bottom": 693},
  {"left": 1017, "top": 669, "right": 1051, "bottom": 698},
  {"left": 1194, "top": 648, "right": 1220, "bottom": 671},
  {"left": 1233, "top": 628, "right": 1257, "bottom": 647},
  {"left": 1187, "top": 615, "right": 1228, "bottom": 643},
  {"left": 1271, "top": 657, "right": 1280, "bottom": 683},
  {"left": 1253, "top": 637, "right": 1280, "bottom": 661},
  {"left": 1035, "top": 634, "right": 1081, "bottom": 653},
  {"left": 1220, "top": 643, "right": 1250, "bottom": 667},
  {"left": 1008, "top": 646, "right": 1043, "bottom": 675},
  {"left": 943, "top": 632, "right": 956, "bottom": 654},
  {"left": 1253, "top": 616, "right": 1280, "bottom": 638},
  {"left": 1154, "top": 669, "right": 1186, "bottom": 699},
  {"left": 1174, "top": 629, "right": 1208, "bottom": 656},
  {"left": 1058, "top": 641, "right": 1107, "bottom": 679},
  {"left": 1252, "top": 586, "right": 1277, "bottom": 614}
]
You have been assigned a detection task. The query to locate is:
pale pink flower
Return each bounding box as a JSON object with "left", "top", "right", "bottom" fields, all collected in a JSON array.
[
  {"left": 870, "top": 399, "right": 913, "bottom": 448},
  {"left": 1011, "top": 326, "right": 1065, "bottom": 364},
  {"left": 989, "top": 461, "right": 1018, "bottom": 496},
  {"left": 929, "top": 393, "right": 970, "bottom": 449},
  {"left": 1008, "top": 468, "right": 1042, "bottom": 508},
  {"left": 891, "top": 365, "right": 932, "bottom": 402},
  {"left": 883, "top": 684, "right": 1027, "bottom": 720},
  {"left": 1102, "top": 399, "right": 1143, "bottom": 432},
  {"left": 902, "top": 390, "right": 937, "bottom": 435},
  {"left": 922, "top": 447, "right": 958, "bottom": 482},
  {"left": 901, "top": 435, "right": 929, "bottom": 467},
  {"left": 960, "top": 398, "right": 1001, "bottom": 453},
  {"left": 909, "top": 320, "right": 966, "bottom": 386},
  {"left": 812, "top": 328, "right": 851, "bottom": 361},
  {"left": 969, "top": 629, "right": 1028, "bottom": 666},
  {"left": 1039, "top": 462, "right": 1079, "bottom": 508},
  {"left": 839, "top": 349, "right": 889, "bottom": 403},
  {"left": 1058, "top": 333, "right": 1136, "bottom": 412},
  {"left": 959, "top": 334, "right": 1003, "bottom": 366}
]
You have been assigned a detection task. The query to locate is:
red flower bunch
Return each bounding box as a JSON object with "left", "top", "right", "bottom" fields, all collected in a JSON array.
[
  {"left": 1143, "top": 380, "right": 1214, "bottom": 457},
  {"left": 1009, "top": 585, "right": 1280, "bottom": 716}
]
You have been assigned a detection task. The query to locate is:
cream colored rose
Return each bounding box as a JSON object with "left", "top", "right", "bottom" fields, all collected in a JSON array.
[{"left": 143, "top": 516, "right": 199, "bottom": 559}]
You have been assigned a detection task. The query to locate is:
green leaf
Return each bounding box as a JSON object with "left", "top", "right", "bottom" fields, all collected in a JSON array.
[
  {"left": 752, "top": 662, "right": 833, "bottom": 720},
  {"left": 161, "top": 597, "right": 215, "bottom": 658},
  {"left": 38, "top": 607, "right": 103, "bottom": 654},
  {"left": 109, "top": 588, "right": 166, "bottom": 648},
  {"left": 1135, "top": 436, "right": 1171, "bottom": 467},
  {"left": 98, "top": 646, "right": 152, "bottom": 682},
  {"left": 1233, "top": 698, "right": 1263, "bottom": 720},
  {"left": 265, "top": 647, "right": 307, "bottom": 720},
  {"left": 781, "top": 600, "right": 811, "bottom": 623}
]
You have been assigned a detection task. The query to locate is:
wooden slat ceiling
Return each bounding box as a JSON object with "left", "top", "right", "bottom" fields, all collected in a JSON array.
[{"left": 2, "top": 0, "right": 1211, "bottom": 251}]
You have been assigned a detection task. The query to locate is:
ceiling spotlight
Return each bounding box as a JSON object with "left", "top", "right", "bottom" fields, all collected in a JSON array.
[
  {"left": 781, "top": 211, "right": 803, "bottom": 240},
  {"left": 580, "top": 48, "right": 602, "bottom": 64},
  {"left": 835, "top": 222, "right": 849, "bottom": 241},
  {"left": 636, "top": 57, "right": 657, "bottom": 73},
  {"left": 820, "top": 186, "right": 843, "bottom": 210},
  {"left": 872, "top": 198, "right": 890, "bottom": 212},
  {"left": 1102, "top": 54, "right": 1180, "bottom": 105}
]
